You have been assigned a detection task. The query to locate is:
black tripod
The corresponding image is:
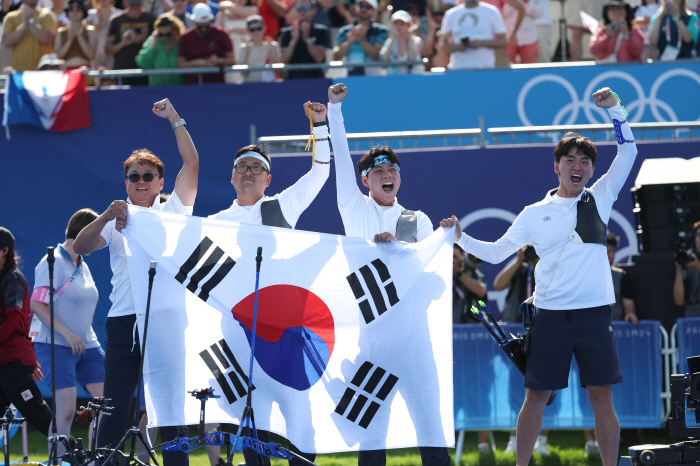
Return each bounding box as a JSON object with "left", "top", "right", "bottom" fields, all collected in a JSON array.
[
  {"left": 46, "top": 247, "right": 80, "bottom": 466},
  {"left": 2, "top": 407, "right": 25, "bottom": 466},
  {"left": 102, "top": 261, "right": 160, "bottom": 466}
]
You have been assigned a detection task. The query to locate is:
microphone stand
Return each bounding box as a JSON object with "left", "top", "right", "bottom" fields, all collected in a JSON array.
[{"left": 102, "top": 261, "right": 160, "bottom": 466}]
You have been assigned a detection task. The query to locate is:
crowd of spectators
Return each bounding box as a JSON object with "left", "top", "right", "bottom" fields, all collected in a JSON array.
[{"left": 2, "top": 0, "right": 699, "bottom": 80}]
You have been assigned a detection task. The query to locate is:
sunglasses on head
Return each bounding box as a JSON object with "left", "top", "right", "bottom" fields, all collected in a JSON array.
[
  {"left": 126, "top": 172, "right": 159, "bottom": 183},
  {"left": 248, "top": 26, "right": 263, "bottom": 31}
]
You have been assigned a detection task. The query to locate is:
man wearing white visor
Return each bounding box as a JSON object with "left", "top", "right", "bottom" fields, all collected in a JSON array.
[{"left": 208, "top": 101, "right": 330, "bottom": 466}]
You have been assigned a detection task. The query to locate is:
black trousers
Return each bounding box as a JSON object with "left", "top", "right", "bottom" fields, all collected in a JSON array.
[
  {"left": 242, "top": 429, "right": 315, "bottom": 466},
  {"left": 0, "top": 360, "right": 52, "bottom": 436},
  {"left": 359, "top": 447, "right": 451, "bottom": 466},
  {"left": 97, "top": 315, "right": 188, "bottom": 466}
]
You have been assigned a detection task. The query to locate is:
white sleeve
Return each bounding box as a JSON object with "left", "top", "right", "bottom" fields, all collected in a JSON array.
[
  {"left": 276, "top": 125, "right": 331, "bottom": 228},
  {"left": 457, "top": 233, "right": 521, "bottom": 264},
  {"left": 492, "top": 8, "right": 506, "bottom": 34},
  {"left": 164, "top": 190, "right": 194, "bottom": 215},
  {"left": 328, "top": 102, "right": 365, "bottom": 211},
  {"left": 441, "top": 10, "right": 454, "bottom": 34},
  {"left": 589, "top": 103, "right": 638, "bottom": 211},
  {"left": 416, "top": 211, "right": 435, "bottom": 242},
  {"left": 99, "top": 220, "right": 116, "bottom": 247}
]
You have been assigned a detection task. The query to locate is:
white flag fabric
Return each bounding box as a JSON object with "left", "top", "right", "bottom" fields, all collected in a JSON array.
[{"left": 122, "top": 206, "right": 454, "bottom": 453}]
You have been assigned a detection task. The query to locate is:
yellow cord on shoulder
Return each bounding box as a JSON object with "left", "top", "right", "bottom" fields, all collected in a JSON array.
[{"left": 305, "top": 107, "right": 316, "bottom": 166}]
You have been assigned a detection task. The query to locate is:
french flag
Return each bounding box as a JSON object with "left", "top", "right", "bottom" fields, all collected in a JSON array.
[{"left": 2, "top": 69, "right": 91, "bottom": 138}]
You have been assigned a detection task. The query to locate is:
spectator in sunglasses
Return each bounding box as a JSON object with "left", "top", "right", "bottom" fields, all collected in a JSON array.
[
  {"left": 54, "top": 0, "right": 97, "bottom": 68},
  {"left": 136, "top": 13, "right": 185, "bottom": 85},
  {"left": 238, "top": 15, "right": 280, "bottom": 81},
  {"left": 215, "top": 0, "right": 259, "bottom": 58},
  {"left": 279, "top": 0, "right": 329, "bottom": 79}
]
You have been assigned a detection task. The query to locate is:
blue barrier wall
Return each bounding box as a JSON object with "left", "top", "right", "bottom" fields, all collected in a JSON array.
[
  {"left": 454, "top": 321, "right": 663, "bottom": 430},
  {"left": 676, "top": 317, "right": 700, "bottom": 428}
]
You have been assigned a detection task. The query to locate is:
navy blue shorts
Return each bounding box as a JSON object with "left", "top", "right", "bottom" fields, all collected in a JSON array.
[
  {"left": 35, "top": 343, "right": 105, "bottom": 390},
  {"left": 524, "top": 305, "right": 623, "bottom": 390}
]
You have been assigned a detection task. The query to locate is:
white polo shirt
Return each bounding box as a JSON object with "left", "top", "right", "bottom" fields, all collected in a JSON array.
[
  {"left": 32, "top": 244, "right": 100, "bottom": 348},
  {"left": 208, "top": 126, "right": 330, "bottom": 228},
  {"left": 328, "top": 102, "right": 434, "bottom": 242},
  {"left": 458, "top": 104, "right": 637, "bottom": 310},
  {"left": 100, "top": 191, "right": 193, "bottom": 318}
]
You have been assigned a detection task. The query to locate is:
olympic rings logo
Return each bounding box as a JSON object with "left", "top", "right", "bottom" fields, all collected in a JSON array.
[{"left": 517, "top": 69, "right": 700, "bottom": 127}]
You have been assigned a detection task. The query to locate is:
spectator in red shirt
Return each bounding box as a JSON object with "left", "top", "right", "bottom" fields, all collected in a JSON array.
[
  {"left": 0, "top": 227, "right": 53, "bottom": 438},
  {"left": 588, "top": 0, "right": 643, "bottom": 63},
  {"left": 177, "top": 3, "right": 235, "bottom": 83},
  {"left": 255, "top": 0, "right": 292, "bottom": 41}
]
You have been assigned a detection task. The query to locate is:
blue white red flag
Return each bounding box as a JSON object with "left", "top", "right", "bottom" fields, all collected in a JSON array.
[
  {"left": 122, "top": 207, "right": 455, "bottom": 453},
  {"left": 2, "top": 69, "right": 91, "bottom": 138}
]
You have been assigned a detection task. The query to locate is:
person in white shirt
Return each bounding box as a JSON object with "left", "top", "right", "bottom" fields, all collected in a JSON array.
[
  {"left": 441, "top": 87, "right": 637, "bottom": 466},
  {"left": 438, "top": 0, "right": 507, "bottom": 69},
  {"left": 208, "top": 101, "right": 330, "bottom": 466},
  {"left": 327, "top": 82, "right": 450, "bottom": 466},
  {"left": 73, "top": 98, "right": 198, "bottom": 466}
]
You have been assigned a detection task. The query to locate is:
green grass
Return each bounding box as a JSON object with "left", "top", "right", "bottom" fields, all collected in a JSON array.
[{"left": 5, "top": 423, "right": 677, "bottom": 466}]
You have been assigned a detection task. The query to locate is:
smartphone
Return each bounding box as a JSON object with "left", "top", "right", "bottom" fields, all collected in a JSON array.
[{"left": 461, "top": 36, "right": 470, "bottom": 46}]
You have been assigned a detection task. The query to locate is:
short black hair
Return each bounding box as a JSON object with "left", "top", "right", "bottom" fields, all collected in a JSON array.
[
  {"left": 357, "top": 146, "right": 400, "bottom": 176},
  {"left": 606, "top": 230, "right": 619, "bottom": 248},
  {"left": 234, "top": 145, "right": 271, "bottom": 170},
  {"left": 553, "top": 132, "right": 598, "bottom": 165}
]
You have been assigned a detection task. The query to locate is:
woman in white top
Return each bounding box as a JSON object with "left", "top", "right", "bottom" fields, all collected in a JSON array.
[
  {"left": 30, "top": 209, "right": 104, "bottom": 454},
  {"left": 379, "top": 10, "right": 424, "bottom": 74}
]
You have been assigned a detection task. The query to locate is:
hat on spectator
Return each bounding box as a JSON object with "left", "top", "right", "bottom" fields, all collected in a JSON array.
[
  {"left": 246, "top": 14, "right": 264, "bottom": 25},
  {"left": 0, "top": 227, "right": 15, "bottom": 251},
  {"left": 390, "top": 10, "right": 411, "bottom": 23},
  {"left": 358, "top": 0, "right": 378, "bottom": 9},
  {"left": 37, "top": 53, "right": 65, "bottom": 70},
  {"left": 65, "top": 0, "right": 88, "bottom": 17},
  {"left": 192, "top": 3, "right": 214, "bottom": 22}
]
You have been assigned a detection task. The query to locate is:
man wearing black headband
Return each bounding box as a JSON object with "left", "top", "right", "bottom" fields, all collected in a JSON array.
[{"left": 328, "top": 83, "right": 451, "bottom": 466}]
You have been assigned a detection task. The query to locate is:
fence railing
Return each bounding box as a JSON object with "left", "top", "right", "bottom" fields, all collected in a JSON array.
[{"left": 257, "top": 121, "right": 700, "bottom": 153}]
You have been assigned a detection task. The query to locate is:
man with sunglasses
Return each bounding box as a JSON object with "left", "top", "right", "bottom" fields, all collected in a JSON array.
[
  {"left": 327, "top": 83, "right": 451, "bottom": 466},
  {"left": 279, "top": 0, "right": 329, "bottom": 79},
  {"left": 207, "top": 101, "right": 329, "bottom": 466},
  {"left": 74, "top": 98, "right": 198, "bottom": 466}
]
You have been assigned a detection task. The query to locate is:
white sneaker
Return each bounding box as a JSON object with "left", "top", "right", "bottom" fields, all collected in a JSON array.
[
  {"left": 585, "top": 440, "right": 600, "bottom": 456},
  {"left": 478, "top": 442, "right": 490, "bottom": 453},
  {"left": 505, "top": 435, "right": 517, "bottom": 454},
  {"left": 533, "top": 435, "right": 549, "bottom": 456}
]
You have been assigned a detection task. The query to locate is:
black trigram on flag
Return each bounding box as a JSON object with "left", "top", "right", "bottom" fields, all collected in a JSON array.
[
  {"left": 334, "top": 361, "right": 399, "bottom": 429},
  {"left": 176, "top": 237, "right": 235, "bottom": 302},
  {"left": 346, "top": 259, "right": 399, "bottom": 324},
  {"left": 199, "top": 339, "right": 255, "bottom": 404}
]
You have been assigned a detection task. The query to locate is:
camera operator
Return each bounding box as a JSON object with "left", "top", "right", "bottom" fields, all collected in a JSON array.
[
  {"left": 453, "top": 244, "right": 487, "bottom": 324},
  {"left": 674, "top": 221, "right": 700, "bottom": 317},
  {"left": 493, "top": 244, "right": 538, "bottom": 324}
]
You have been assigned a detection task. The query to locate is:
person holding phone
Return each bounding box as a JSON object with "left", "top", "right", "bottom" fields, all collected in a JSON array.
[{"left": 438, "top": 0, "right": 507, "bottom": 69}]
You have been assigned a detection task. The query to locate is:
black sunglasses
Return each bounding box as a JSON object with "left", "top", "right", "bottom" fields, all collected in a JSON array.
[
  {"left": 158, "top": 31, "right": 172, "bottom": 37},
  {"left": 248, "top": 26, "right": 263, "bottom": 32},
  {"left": 126, "top": 172, "right": 159, "bottom": 182}
]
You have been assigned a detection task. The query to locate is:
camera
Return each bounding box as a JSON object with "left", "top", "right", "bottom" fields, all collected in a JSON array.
[
  {"left": 524, "top": 245, "right": 538, "bottom": 261},
  {"left": 675, "top": 248, "right": 698, "bottom": 267},
  {"left": 609, "top": 21, "right": 619, "bottom": 32},
  {"left": 461, "top": 36, "right": 470, "bottom": 46}
]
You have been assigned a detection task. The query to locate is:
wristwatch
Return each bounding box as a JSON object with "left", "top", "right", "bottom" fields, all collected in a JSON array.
[
  {"left": 172, "top": 119, "right": 186, "bottom": 130},
  {"left": 28, "top": 17, "right": 35, "bottom": 24}
]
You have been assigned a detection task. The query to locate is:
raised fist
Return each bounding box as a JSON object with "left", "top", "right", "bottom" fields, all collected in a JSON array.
[
  {"left": 152, "top": 98, "right": 178, "bottom": 121},
  {"left": 304, "top": 101, "right": 327, "bottom": 123},
  {"left": 592, "top": 87, "right": 617, "bottom": 108},
  {"left": 328, "top": 83, "right": 347, "bottom": 104}
]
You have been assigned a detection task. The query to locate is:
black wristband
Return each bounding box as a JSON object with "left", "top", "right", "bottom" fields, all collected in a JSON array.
[
  {"left": 315, "top": 137, "right": 329, "bottom": 142},
  {"left": 315, "top": 159, "right": 332, "bottom": 164},
  {"left": 313, "top": 121, "right": 327, "bottom": 127}
]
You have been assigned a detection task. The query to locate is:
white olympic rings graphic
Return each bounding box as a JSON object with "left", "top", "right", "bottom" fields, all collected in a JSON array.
[{"left": 517, "top": 69, "right": 700, "bottom": 127}]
